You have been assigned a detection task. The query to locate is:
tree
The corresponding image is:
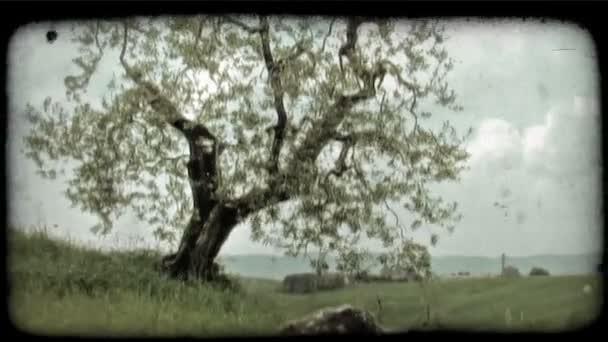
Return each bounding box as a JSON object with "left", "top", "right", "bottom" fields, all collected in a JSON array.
[
  {"left": 379, "top": 239, "right": 432, "bottom": 280},
  {"left": 529, "top": 266, "right": 550, "bottom": 276},
  {"left": 502, "top": 265, "right": 521, "bottom": 278},
  {"left": 22, "top": 15, "right": 470, "bottom": 282}
]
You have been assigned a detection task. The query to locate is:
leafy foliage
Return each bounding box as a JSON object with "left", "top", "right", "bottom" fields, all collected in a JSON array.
[
  {"left": 529, "top": 267, "right": 550, "bottom": 276},
  {"left": 378, "top": 239, "right": 432, "bottom": 280},
  {"left": 502, "top": 266, "right": 521, "bottom": 278},
  {"left": 22, "top": 15, "right": 470, "bottom": 273}
]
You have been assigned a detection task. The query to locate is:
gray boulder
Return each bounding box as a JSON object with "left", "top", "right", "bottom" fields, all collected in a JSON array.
[
  {"left": 380, "top": 266, "right": 424, "bottom": 282},
  {"left": 317, "top": 272, "right": 347, "bottom": 290},
  {"left": 279, "top": 304, "right": 383, "bottom": 335},
  {"left": 282, "top": 272, "right": 349, "bottom": 294},
  {"left": 282, "top": 273, "right": 318, "bottom": 294}
]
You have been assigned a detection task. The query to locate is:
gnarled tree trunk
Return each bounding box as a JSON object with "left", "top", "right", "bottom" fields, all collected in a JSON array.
[
  {"left": 157, "top": 117, "right": 243, "bottom": 281},
  {"left": 152, "top": 17, "right": 372, "bottom": 283},
  {"left": 160, "top": 204, "right": 239, "bottom": 281}
]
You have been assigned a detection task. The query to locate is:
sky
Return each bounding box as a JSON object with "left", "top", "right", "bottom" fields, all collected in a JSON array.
[{"left": 6, "top": 17, "right": 603, "bottom": 258}]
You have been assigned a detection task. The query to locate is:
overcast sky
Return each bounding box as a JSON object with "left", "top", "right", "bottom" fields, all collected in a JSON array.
[{"left": 7, "top": 17, "right": 603, "bottom": 258}]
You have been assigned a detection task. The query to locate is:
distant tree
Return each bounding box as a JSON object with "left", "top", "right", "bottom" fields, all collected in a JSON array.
[
  {"left": 502, "top": 265, "right": 521, "bottom": 278},
  {"left": 336, "top": 248, "right": 377, "bottom": 278},
  {"left": 379, "top": 239, "right": 432, "bottom": 280},
  {"left": 529, "top": 266, "right": 550, "bottom": 276},
  {"left": 23, "top": 15, "right": 470, "bottom": 282}
]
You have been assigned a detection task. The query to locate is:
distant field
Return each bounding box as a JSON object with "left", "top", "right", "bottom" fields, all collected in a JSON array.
[
  {"left": 8, "top": 229, "right": 602, "bottom": 336},
  {"left": 216, "top": 252, "right": 602, "bottom": 280}
]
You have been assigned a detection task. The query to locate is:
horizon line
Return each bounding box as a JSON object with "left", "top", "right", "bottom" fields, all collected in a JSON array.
[{"left": 220, "top": 250, "right": 603, "bottom": 259}]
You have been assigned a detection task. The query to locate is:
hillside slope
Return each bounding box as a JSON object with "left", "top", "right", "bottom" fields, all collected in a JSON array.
[{"left": 8, "top": 229, "right": 602, "bottom": 336}]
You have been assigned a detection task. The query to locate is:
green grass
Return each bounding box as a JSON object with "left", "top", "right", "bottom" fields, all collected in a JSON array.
[{"left": 8, "top": 228, "right": 602, "bottom": 336}]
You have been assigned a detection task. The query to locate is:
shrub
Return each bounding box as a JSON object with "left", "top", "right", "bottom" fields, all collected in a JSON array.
[
  {"left": 529, "top": 266, "right": 550, "bottom": 276},
  {"left": 502, "top": 265, "right": 521, "bottom": 278},
  {"left": 353, "top": 271, "right": 370, "bottom": 283}
]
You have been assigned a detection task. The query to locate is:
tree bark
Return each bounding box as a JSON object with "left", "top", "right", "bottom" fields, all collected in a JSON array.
[
  {"left": 158, "top": 117, "right": 237, "bottom": 281},
  {"left": 161, "top": 203, "right": 239, "bottom": 281}
]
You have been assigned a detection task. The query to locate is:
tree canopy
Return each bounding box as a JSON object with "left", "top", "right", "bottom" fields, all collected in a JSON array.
[{"left": 23, "top": 15, "right": 471, "bottom": 278}]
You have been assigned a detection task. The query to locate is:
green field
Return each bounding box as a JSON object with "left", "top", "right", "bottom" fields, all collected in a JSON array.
[{"left": 8, "top": 228, "right": 602, "bottom": 336}]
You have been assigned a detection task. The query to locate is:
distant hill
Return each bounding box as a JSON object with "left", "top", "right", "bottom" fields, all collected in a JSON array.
[{"left": 217, "top": 253, "right": 602, "bottom": 280}]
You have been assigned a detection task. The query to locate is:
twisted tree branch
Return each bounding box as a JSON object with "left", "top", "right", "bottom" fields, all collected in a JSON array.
[
  {"left": 118, "top": 21, "right": 226, "bottom": 229},
  {"left": 224, "top": 16, "right": 263, "bottom": 33},
  {"left": 321, "top": 18, "right": 336, "bottom": 54},
  {"left": 258, "top": 17, "right": 288, "bottom": 178},
  {"left": 327, "top": 136, "right": 354, "bottom": 179},
  {"left": 338, "top": 17, "right": 365, "bottom": 75}
]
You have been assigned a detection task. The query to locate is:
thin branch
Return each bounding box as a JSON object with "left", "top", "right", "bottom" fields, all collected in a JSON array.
[
  {"left": 383, "top": 198, "right": 405, "bottom": 241},
  {"left": 119, "top": 22, "right": 133, "bottom": 78},
  {"left": 258, "top": 16, "right": 288, "bottom": 178},
  {"left": 193, "top": 16, "right": 212, "bottom": 71},
  {"left": 352, "top": 150, "right": 371, "bottom": 192},
  {"left": 284, "top": 41, "right": 308, "bottom": 63},
  {"left": 338, "top": 17, "right": 364, "bottom": 75},
  {"left": 145, "top": 154, "right": 189, "bottom": 170},
  {"left": 94, "top": 21, "right": 103, "bottom": 54},
  {"left": 379, "top": 90, "right": 387, "bottom": 113},
  {"left": 408, "top": 106, "right": 419, "bottom": 136},
  {"left": 375, "top": 59, "right": 420, "bottom": 134},
  {"left": 320, "top": 18, "right": 336, "bottom": 53},
  {"left": 288, "top": 86, "right": 377, "bottom": 174},
  {"left": 118, "top": 21, "right": 229, "bottom": 221},
  {"left": 327, "top": 137, "right": 354, "bottom": 179},
  {"left": 173, "top": 65, "right": 192, "bottom": 87},
  {"left": 172, "top": 17, "right": 208, "bottom": 87},
  {"left": 225, "top": 16, "right": 263, "bottom": 33},
  {"left": 194, "top": 16, "right": 204, "bottom": 49}
]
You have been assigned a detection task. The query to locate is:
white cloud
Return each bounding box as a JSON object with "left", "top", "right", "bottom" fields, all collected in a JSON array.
[
  {"left": 523, "top": 96, "right": 600, "bottom": 178},
  {"left": 573, "top": 95, "right": 600, "bottom": 118},
  {"left": 522, "top": 112, "right": 553, "bottom": 174},
  {"left": 523, "top": 124, "right": 548, "bottom": 156},
  {"left": 467, "top": 95, "right": 600, "bottom": 180},
  {"left": 466, "top": 118, "right": 523, "bottom": 172}
]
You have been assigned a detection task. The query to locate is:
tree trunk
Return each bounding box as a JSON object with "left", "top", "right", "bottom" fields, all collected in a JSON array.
[
  {"left": 156, "top": 117, "right": 243, "bottom": 282},
  {"left": 160, "top": 204, "right": 239, "bottom": 281},
  {"left": 159, "top": 113, "right": 290, "bottom": 282}
]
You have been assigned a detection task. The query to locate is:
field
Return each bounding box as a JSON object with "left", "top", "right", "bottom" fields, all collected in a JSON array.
[{"left": 8, "top": 228, "right": 602, "bottom": 336}]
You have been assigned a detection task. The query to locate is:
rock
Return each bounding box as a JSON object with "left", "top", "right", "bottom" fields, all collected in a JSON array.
[
  {"left": 317, "top": 273, "right": 348, "bottom": 291},
  {"left": 279, "top": 304, "right": 383, "bottom": 335},
  {"left": 282, "top": 273, "right": 318, "bottom": 294},
  {"left": 282, "top": 272, "right": 349, "bottom": 294},
  {"left": 380, "top": 265, "right": 426, "bottom": 282}
]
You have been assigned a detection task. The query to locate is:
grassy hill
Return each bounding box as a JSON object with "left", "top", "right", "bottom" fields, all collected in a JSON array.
[{"left": 8, "top": 228, "right": 602, "bottom": 336}]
